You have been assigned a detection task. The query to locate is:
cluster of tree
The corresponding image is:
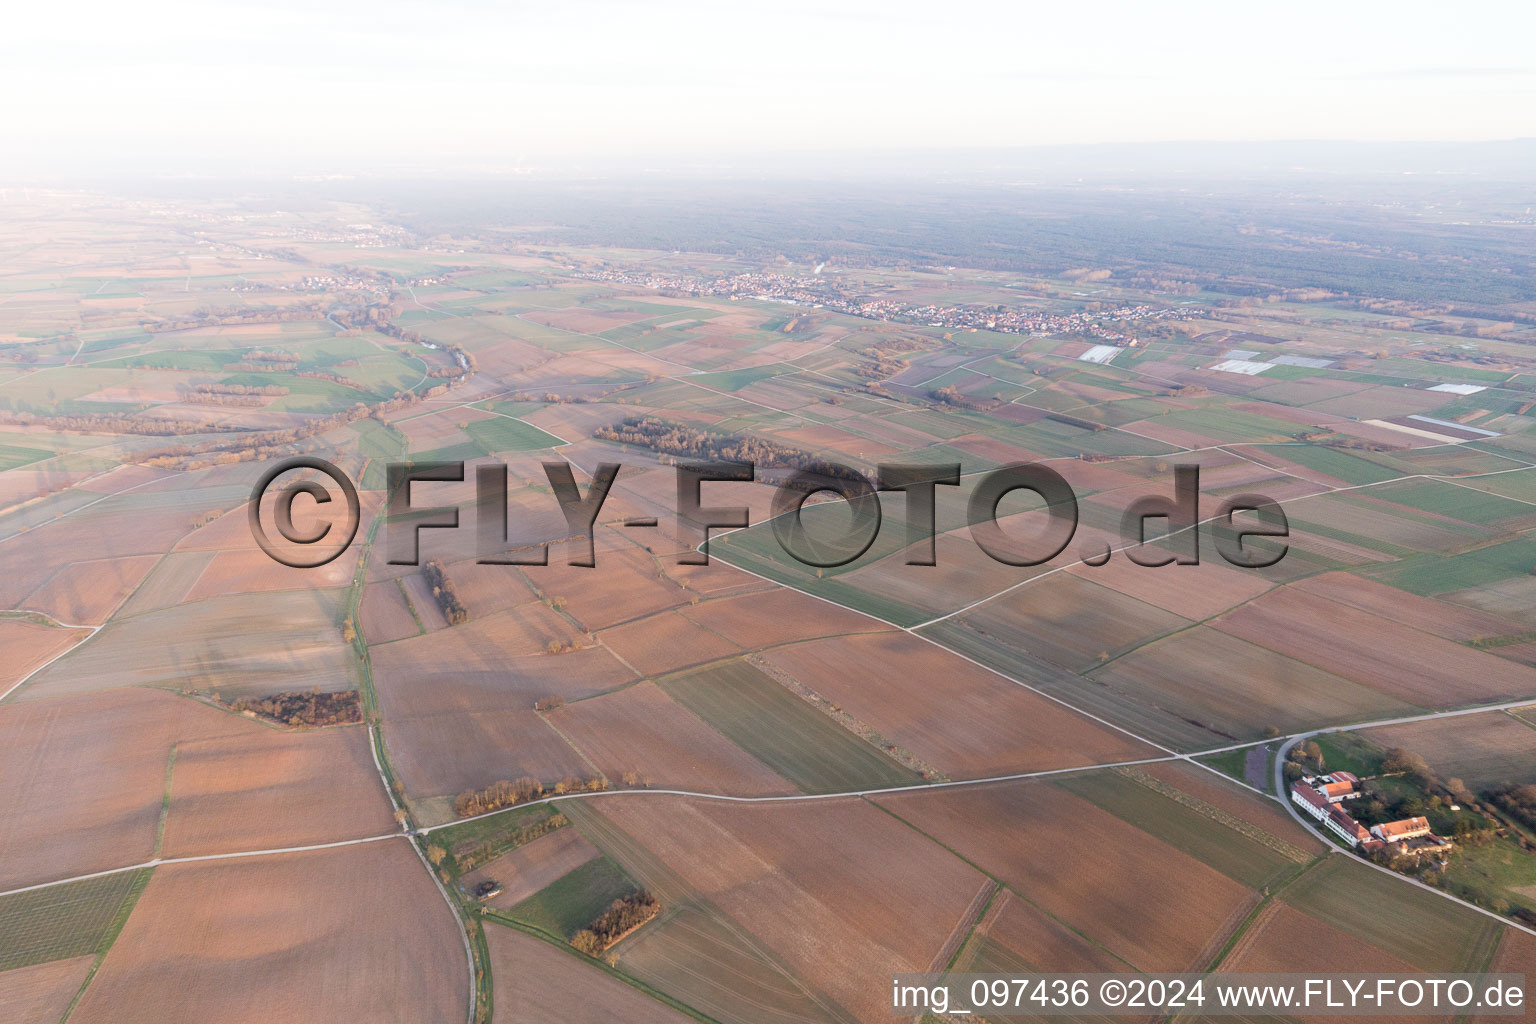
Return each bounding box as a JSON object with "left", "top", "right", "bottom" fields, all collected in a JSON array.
[
  {"left": 242, "top": 349, "right": 301, "bottom": 365},
  {"left": 294, "top": 370, "right": 368, "bottom": 390},
  {"left": 1045, "top": 411, "right": 1109, "bottom": 432},
  {"left": 1487, "top": 784, "right": 1536, "bottom": 833},
  {"left": 422, "top": 560, "right": 469, "bottom": 624},
  {"left": 569, "top": 891, "right": 659, "bottom": 956},
  {"left": 594, "top": 417, "right": 864, "bottom": 488},
  {"left": 193, "top": 383, "right": 289, "bottom": 396},
  {"left": 0, "top": 411, "right": 219, "bottom": 436},
  {"left": 182, "top": 393, "right": 266, "bottom": 407},
  {"left": 138, "top": 382, "right": 461, "bottom": 470},
  {"left": 231, "top": 689, "right": 362, "bottom": 728},
  {"left": 533, "top": 696, "right": 565, "bottom": 712},
  {"left": 144, "top": 308, "right": 324, "bottom": 333},
  {"left": 452, "top": 774, "right": 611, "bottom": 818},
  {"left": 928, "top": 385, "right": 988, "bottom": 410},
  {"left": 851, "top": 334, "right": 934, "bottom": 381},
  {"left": 187, "top": 508, "right": 224, "bottom": 530},
  {"left": 454, "top": 777, "right": 547, "bottom": 817}
]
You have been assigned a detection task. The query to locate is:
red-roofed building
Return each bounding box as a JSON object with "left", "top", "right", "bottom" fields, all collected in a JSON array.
[
  {"left": 1291, "top": 782, "right": 1331, "bottom": 821},
  {"left": 1371, "top": 817, "right": 1432, "bottom": 844},
  {"left": 1324, "top": 805, "right": 1373, "bottom": 848}
]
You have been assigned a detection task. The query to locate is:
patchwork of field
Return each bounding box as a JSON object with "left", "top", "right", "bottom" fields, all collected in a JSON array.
[
  {"left": 581, "top": 794, "right": 990, "bottom": 1022},
  {"left": 17, "top": 588, "right": 359, "bottom": 703},
  {"left": 67, "top": 844, "right": 468, "bottom": 1024},
  {"left": 0, "top": 955, "right": 95, "bottom": 1024},
  {"left": 654, "top": 659, "right": 921, "bottom": 793},
  {"left": 875, "top": 778, "right": 1266, "bottom": 972},
  {"left": 0, "top": 690, "right": 246, "bottom": 889},
  {"left": 1212, "top": 586, "right": 1535, "bottom": 708},
  {"left": 6, "top": 206, "right": 1536, "bottom": 1022},
  {"left": 159, "top": 724, "right": 397, "bottom": 857},
  {"left": 486, "top": 925, "right": 690, "bottom": 1024},
  {"left": 1085, "top": 625, "right": 1420, "bottom": 749},
  {"left": 547, "top": 681, "right": 797, "bottom": 795},
  {"left": 1276, "top": 856, "right": 1504, "bottom": 973},
  {"left": 759, "top": 631, "right": 1158, "bottom": 777}
]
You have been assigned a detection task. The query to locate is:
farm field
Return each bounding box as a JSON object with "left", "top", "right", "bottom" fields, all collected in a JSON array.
[
  {"left": 653, "top": 658, "right": 921, "bottom": 793},
  {"left": 874, "top": 779, "right": 1262, "bottom": 972},
  {"left": 0, "top": 689, "right": 247, "bottom": 889},
  {"left": 1277, "top": 856, "right": 1503, "bottom": 972},
  {"left": 581, "top": 794, "right": 991, "bottom": 1023},
  {"left": 5, "top": 186, "right": 1536, "bottom": 1022},
  {"left": 485, "top": 925, "right": 690, "bottom": 1024},
  {"left": 759, "top": 630, "right": 1157, "bottom": 777},
  {"left": 66, "top": 843, "right": 469, "bottom": 1024},
  {"left": 1363, "top": 710, "right": 1536, "bottom": 790},
  {"left": 547, "top": 680, "right": 797, "bottom": 795}
]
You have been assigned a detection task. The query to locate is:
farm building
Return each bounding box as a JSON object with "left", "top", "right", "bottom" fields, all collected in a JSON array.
[
  {"left": 1291, "top": 776, "right": 1377, "bottom": 849},
  {"left": 1293, "top": 781, "right": 1453, "bottom": 857},
  {"left": 1323, "top": 805, "right": 1374, "bottom": 848},
  {"left": 1290, "top": 773, "right": 1360, "bottom": 819},
  {"left": 1370, "top": 817, "right": 1435, "bottom": 844},
  {"left": 1291, "top": 781, "right": 1332, "bottom": 821}
]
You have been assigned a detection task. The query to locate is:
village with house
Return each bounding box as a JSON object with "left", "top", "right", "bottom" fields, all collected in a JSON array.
[{"left": 1292, "top": 771, "right": 1455, "bottom": 860}]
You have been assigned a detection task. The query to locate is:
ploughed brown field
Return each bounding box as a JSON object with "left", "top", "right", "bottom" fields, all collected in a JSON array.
[
  {"left": 874, "top": 780, "right": 1259, "bottom": 972},
  {"left": 0, "top": 619, "right": 90, "bottom": 695},
  {"left": 358, "top": 579, "right": 419, "bottom": 643},
  {"left": 597, "top": 610, "right": 744, "bottom": 677},
  {"left": 1291, "top": 572, "right": 1527, "bottom": 643},
  {"left": 1364, "top": 710, "right": 1536, "bottom": 791},
  {"left": 159, "top": 724, "right": 397, "bottom": 857},
  {"left": 0, "top": 689, "right": 244, "bottom": 889},
  {"left": 68, "top": 843, "right": 467, "bottom": 1024},
  {"left": 0, "top": 955, "right": 95, "bottom": 1024},
  {"left": 677, "top": 586, "right": 892, "bottom": 650},
  {"left": 21, "top": 554, "right": 159, "bottom": 625},
  {"left": 487, "top": 924, "right": 692, "bottom": 1024},
  {"left": 589, "top": 794, "right": 990, "bottom": 1022},
  {"left": 963, "top": 890, "right": 1128, "bottom": 972},
  {"left": 547, "top": 681, "right": 796, "bottom": 795},
  {"left": 761, "top": 631, "right": 1157, "bottom": 778},
  {"left": 1214, "top": 586, "right": 1535, "bottom": 707}
]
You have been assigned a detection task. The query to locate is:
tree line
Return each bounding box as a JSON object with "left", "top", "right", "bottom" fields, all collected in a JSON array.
[{"left": 570, "top": 891, "right": 659, "bottom": 956}]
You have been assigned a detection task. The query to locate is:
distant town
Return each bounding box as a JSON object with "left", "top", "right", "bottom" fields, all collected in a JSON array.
[{"left": 574, "top": 266, "right": 1197, "bottom": 344}]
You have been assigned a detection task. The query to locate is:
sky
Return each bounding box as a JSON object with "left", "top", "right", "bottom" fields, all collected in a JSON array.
[{"left": 3, "top": 0, "right": 1534, "bottom": 177}]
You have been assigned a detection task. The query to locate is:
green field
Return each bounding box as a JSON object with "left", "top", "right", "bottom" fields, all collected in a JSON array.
[
  {"left": 1361, "top": 535, "right": 1536, "bottom": 596},
  {"left": 1268, "top": 443, "right": 1401, "bottom": 484},
  {"left": 506, "top": 855, "right": 639, "bottom": 940},
  {"left": 1055, "top": 770, "right": 1302, "bottom": 888},
  {"left": 0, "top": 869, "right": 151, "bottom": 971},
  {"left": 0, "top": 443, "right": 55, "bottom": 471},
  {"left": 1368, "top": 478, "right": 1532, "bottom": 526},
  {"left": 1311, "top": 731, "right": 1387, "bottom": 778},
  {"left": 1279, "top": 856, "right": 1502, "bottom": 971},
  {"left": 689, "top": 365, "right": 786, "bottom": 392},
  {"left": 1441, "top": 836, "right": 1536, "bottom": 915},
  {"left": 655, "top": 659, "right": 921, "bottom": 793},
  {"left": 430, "top": 803, "right": 568, "bottom": 877},
  {"left": 464, "top": 416, "right": 565, "bottom": 452}
]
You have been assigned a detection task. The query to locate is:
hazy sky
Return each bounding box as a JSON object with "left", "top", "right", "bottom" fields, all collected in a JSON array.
[{"left": 4, "top": 0, "right": 1534, "bottom": 176}]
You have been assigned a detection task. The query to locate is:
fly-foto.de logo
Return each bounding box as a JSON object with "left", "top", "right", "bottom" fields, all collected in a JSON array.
[{"left": 249, "top": 457, "right": 1289, "bottom": 571}]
